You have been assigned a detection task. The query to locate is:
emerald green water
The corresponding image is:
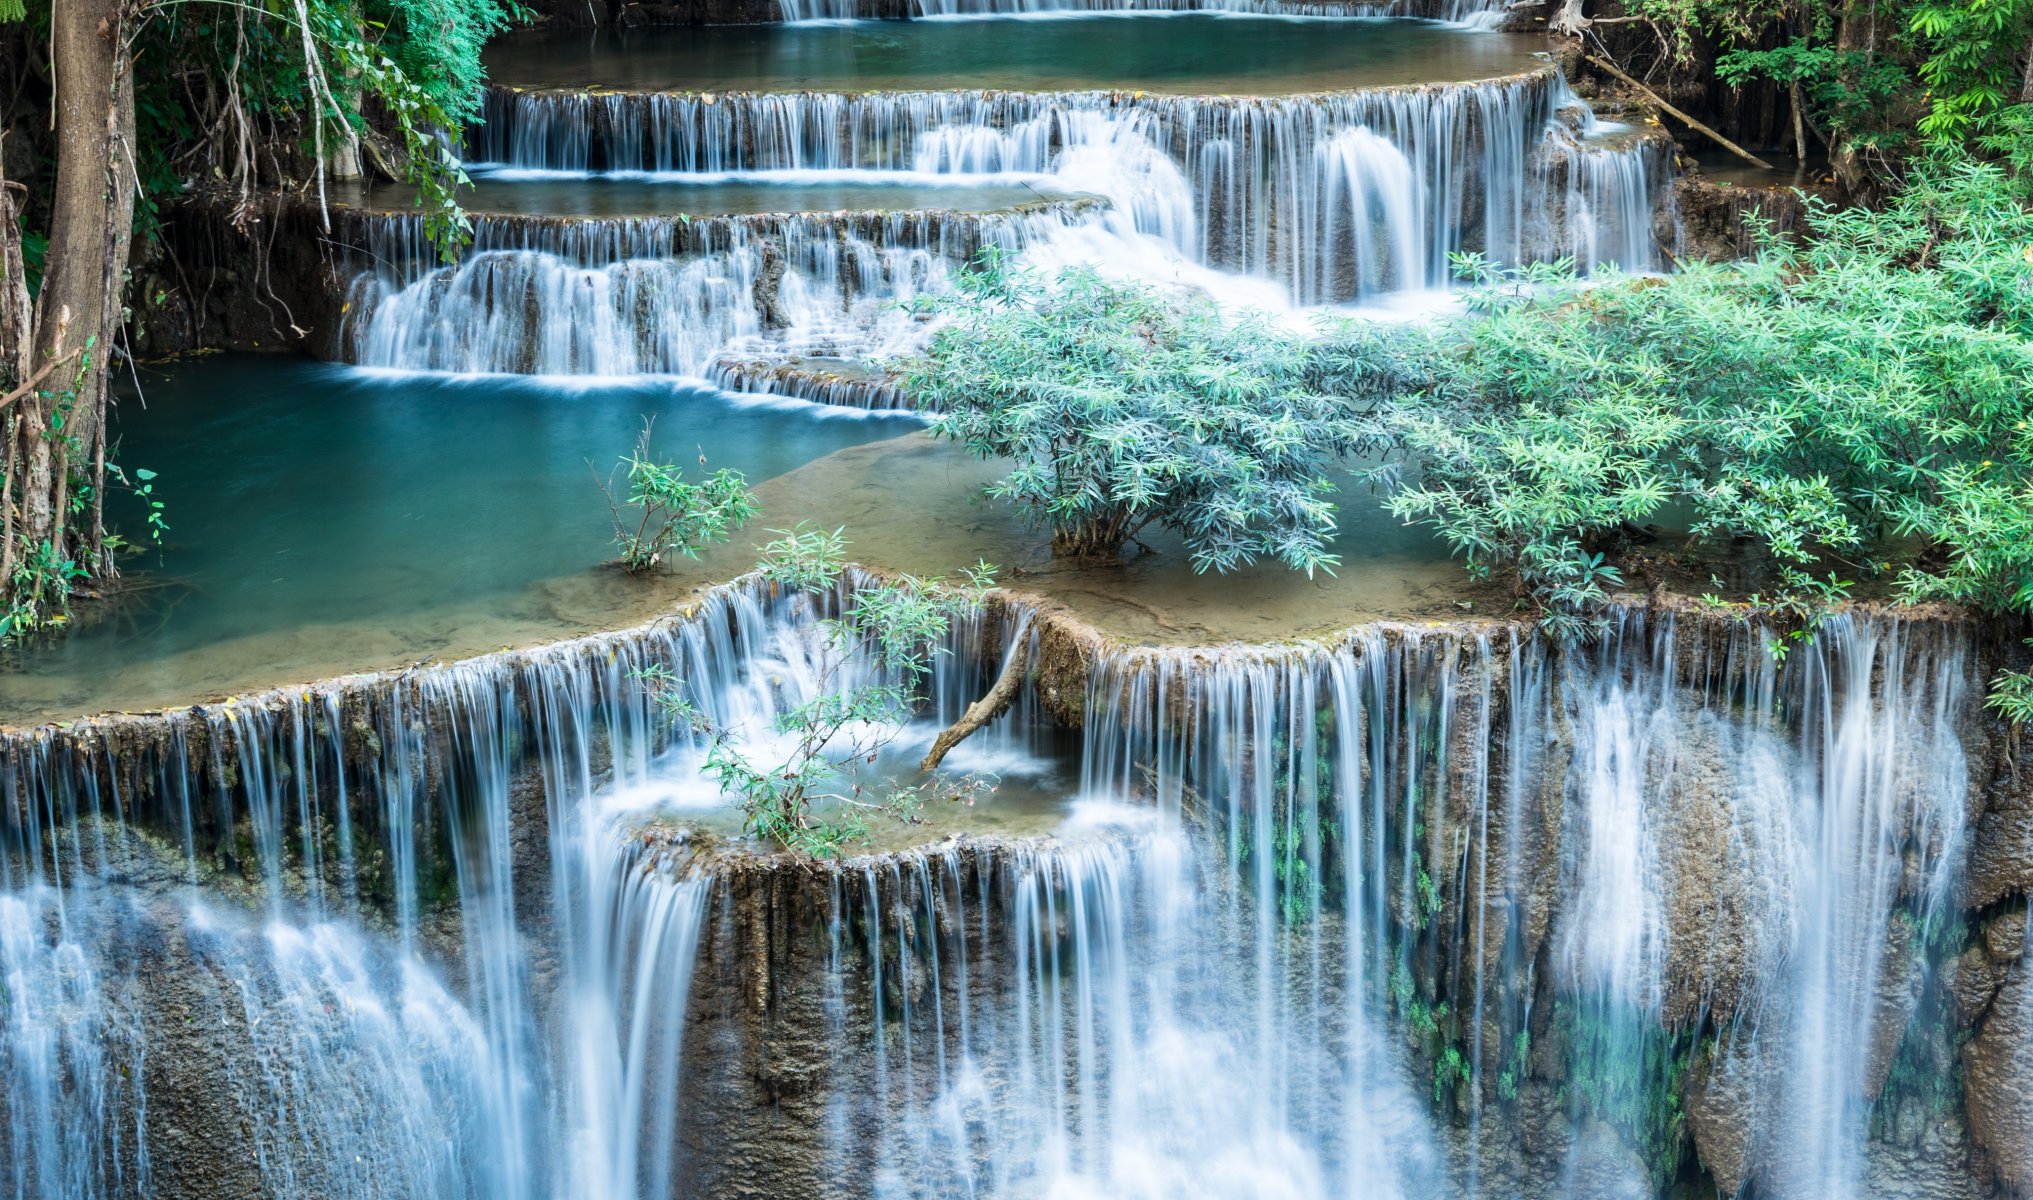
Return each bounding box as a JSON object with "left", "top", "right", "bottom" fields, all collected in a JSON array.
[
  {"left": 484, "top": 14, "right": 1544, "bottom": 95},
  {"left": 0, "top": 356, "right": 917, "bottom": 719},
  {"left": 1, "top": 353, "right": 1479, "bottom": 724}
]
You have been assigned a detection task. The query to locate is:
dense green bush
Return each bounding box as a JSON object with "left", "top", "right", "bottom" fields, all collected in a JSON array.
[
  {"left": 902, "top": 256, "right": 1404, "bottom": 576},
  {"left": 1385, "top": 153, "right": 2033, "bottom": 642}
]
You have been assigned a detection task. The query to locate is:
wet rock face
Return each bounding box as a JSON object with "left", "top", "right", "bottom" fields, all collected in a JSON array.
[
  {"left": 1652, "top": 710, "right": 1779, "bottom": 1026},
  {"left": 1964, "top": 908, "right": 2033, "bottom": 1194},
  {"left": 1965, "top": 760, "right": 2033, "bottom": 911},
  {"left": 666, "top": 840, "right": 1076, "bottom": 1199},
  {"left": 1667, "top": 173, "right": 1819, "bottom": 263}
]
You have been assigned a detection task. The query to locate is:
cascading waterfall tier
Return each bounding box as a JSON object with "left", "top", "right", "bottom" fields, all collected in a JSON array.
[
  {"left": 0, "top": 575, "right": 1040, "bottom": 1200},
  {"left": 6, "top": 592, "right": 2022, "bottom": 1198},
  {"left": 342, "top": 68, "right": 1672, "bottom": 378},
  {"left": 1069, "top": 606, "right": 1992, "bottom": 1197},
  {"left": 338, "top": 198, "right": 1102, "bottom": 376},
  {"left": 706, "top": 356, "right": 913, "bottom": 410},
  {"left": 470, "top": 73, "right": 1670, "bottom": 302}
]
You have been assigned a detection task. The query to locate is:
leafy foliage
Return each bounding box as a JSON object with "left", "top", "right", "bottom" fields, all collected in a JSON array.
[
  {"left": 1626, "top": 0, "right": 2031, "bottom": 167},
  {"left": 902, "top": 254, "right": 1398, "bottom": 575},
  {"left": 1990, "top": 661, "right": 2033, "bottom": 725},
  {"left": 598, "top": 422, "right": 757, "bottom": 575},
  {"left": 1375, "top": 153, "right": 2033, "bottom": 684},
  {"left": 641, "top": 528, "right": 998, "bottom": 857},
  {"left": 114, "top": 0, "right": 519, "bottom": 252},
  {"left": 1909, "top": 0, "right": 2033, "bottom": 140}
]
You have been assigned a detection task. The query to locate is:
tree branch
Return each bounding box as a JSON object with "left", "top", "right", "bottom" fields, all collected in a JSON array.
[
  {"left": 919, "top": 636, "right": 1030, "bottom": 773},
  {"left": 1583, "top": 54, "right": 1778, "bottom": 171}
]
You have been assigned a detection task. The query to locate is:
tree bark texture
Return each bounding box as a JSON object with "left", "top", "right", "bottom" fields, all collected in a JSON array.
[{"left": 7, "top": 0, "right": 136, "bottom": 612}]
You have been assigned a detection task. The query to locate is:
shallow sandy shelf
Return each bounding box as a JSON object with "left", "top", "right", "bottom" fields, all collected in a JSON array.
[{"left": 0, "top": 426, "right": 1488, "bottom": 726}]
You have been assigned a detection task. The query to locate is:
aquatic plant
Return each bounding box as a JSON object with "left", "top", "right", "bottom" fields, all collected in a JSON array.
[{"left": 598, "top": 421, "right": 758, "bottom": 575}]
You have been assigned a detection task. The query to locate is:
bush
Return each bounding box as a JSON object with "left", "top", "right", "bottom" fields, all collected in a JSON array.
[
  {"left": 598, "top": 421, "right": 758, "bottom": 574},
  {"left": 901, "top": 257, "right": 1402, "bottom": 576},
  {"left": 1380, "top": 152, "right": 2033, "bottom": 649}
]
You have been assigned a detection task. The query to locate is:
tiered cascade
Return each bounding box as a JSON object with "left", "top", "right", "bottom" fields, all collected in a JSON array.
[
  {"left": 341, "top": 40, "right": 1672, "bottom": 381},
  {"left": 2, "top": 594, "right": 2021, "bottom": 1198}
]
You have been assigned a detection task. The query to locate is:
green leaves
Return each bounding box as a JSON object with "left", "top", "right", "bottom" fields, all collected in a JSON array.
[
  {"left": 1910, "top": 0, "right": 2033, "bottom": 140},
  {"left": 602, "top": 422, "right": 757, "bottom": 574},
  {"left": 903, "top": 258, "right": 1391, "bottom": 576},
  {"left": 1383, "top": 148, "right": 2033, "bottom": 670}
]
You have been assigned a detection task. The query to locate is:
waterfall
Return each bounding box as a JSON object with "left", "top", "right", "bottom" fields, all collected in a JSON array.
[
  {"left": 1061, "top": 609, "right": 1979, "bottom": 1196},
  {"left": 343, "top": 206, "right": 1089, "bottom": 376},
  {"left": 463, "top": 75, "right": 1661, "bottom": 301},
  {"left": 1708, "top": 616, "right": 1972, "bottom": 1195},
  {"left": 0, "top": 889, "right": 148, "bottom": 1200},
  {"left": 349, "top": 72, "right": 1673, "bottom": 377},
  {"left": 0, "top": 577, "right": 1031, "bottom": 1199},
  {"left": 2, "top": 590, "right": 1998, "bottom": 1197}
]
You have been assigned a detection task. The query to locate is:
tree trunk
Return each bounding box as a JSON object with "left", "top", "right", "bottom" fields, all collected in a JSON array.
[
  {"left": 1, "top": 167, "right": 32, "bottom": 594},
  {"left": 8, "top": 0, "right": 136, "bottom": 621},
  {"left": 2020, "top": 31, "right": 2033, "bottom": 104},
  {"left": 1050, "top": 519, "right": 1126, "bottom": 563}
]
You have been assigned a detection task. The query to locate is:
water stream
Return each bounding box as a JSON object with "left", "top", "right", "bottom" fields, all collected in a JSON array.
[
  {"left": 338, "top": 16, "right": 1671, "bottom": 378},
  {"left": 6, "top": 8, "right": 2022, "bottom": 1198},
  {"left": 1, "top": 593, "right": 1997, "bottom": 1197}
]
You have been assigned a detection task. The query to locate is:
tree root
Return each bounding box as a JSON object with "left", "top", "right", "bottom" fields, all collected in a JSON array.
[{"left": 920, "top": 637, "right": 1031, "bottom": 773}]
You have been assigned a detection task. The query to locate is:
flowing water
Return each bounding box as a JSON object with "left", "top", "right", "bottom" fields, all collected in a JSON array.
[
  {"left": 8, "top": 8, "right": 2019, "bottom": 1198},
  {"left": 0, "top": 549, "right": 2005, "bottom": 1198},
  {"left": 0, "top": 579, "right": 1060, "bottom": 1198},
  {"left": 337, "top": 15, "right": 1671, "bottom": 378}
]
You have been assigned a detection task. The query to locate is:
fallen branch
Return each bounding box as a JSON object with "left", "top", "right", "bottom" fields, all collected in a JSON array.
[
  {"left": 1583, "top": 53, "right": 1777, "bottom": 172},
  {"left": 920, "top": 636, "right": 1032, "bottom": 773}
]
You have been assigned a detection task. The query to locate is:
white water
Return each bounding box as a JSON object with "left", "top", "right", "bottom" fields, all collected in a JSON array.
[
  {"left": 0, "top": 591, "right": 2002, "bottom": 1198},
  {"left": 0, "top": 579, "right": 1031, "bottom": 1199},
  {"left": 348, "top": 70, "right": 1670, "bottom": 376}
]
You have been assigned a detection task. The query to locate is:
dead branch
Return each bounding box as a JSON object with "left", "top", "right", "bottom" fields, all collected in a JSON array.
[
  {"left": 920, "top": 636, "right": 1032, "bottom": 773},
  {"left": 1583, "top": 53, "right": 1778, "bottom": 171}
]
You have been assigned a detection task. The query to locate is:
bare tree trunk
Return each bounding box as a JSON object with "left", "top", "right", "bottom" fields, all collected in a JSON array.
[
  {"left": 921, "top": 637, "right": 1031, "bottom": 772},
  {"left": 2020, "top": 31, "right": 2033, "bottom": 104},
  {"left": 0, "top": 166, "right": 31, "bottom": 593},
  {"left": 11, "top": 0, "right": 136, "bottom": 613},
  {"left": 1584, "top": 54, "right": 1779, "bottom": 169},
  {"left": 1549, "top": 0, "right": 1586, "bottom": 37}
]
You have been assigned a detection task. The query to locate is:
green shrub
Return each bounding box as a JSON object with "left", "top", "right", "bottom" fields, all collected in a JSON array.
[
  {"left": 902, "top": 256, "right": 1401, "bottom": 576},
  {"left": 599, "top": 421, "right": 758, "bottom": 575}
]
